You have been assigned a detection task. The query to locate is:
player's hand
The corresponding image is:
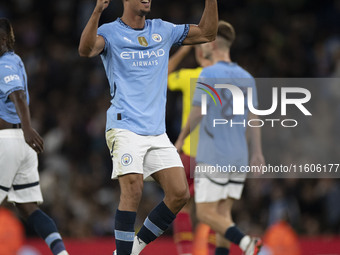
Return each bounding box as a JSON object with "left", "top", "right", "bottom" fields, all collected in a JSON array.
[
  {"left": 174, "top": 138, "right": 184, "bottom": 153},
  {"left": 250, "top": 153, "right": 265, "bottom": 177},
  {"left": 95, "top": 0, "right": 111, "bottom": 13},
  {"left": 22, "top": 127, "right": 44, "bottom": 153},
  {"left": 250, "top": 153, "right": 265, "bottom": 168}
]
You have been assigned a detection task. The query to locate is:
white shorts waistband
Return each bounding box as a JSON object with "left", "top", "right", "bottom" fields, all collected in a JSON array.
[{"left": 0, "top": 129, "right": 24, "bottom": 138}]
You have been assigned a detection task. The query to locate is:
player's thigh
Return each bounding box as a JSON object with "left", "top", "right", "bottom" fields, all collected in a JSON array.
[
  {"left": 106, "top": 128, "right": 148, "bottom": 178},
  {"left": 143, "top": 133, "right": 183, "bottom": 178},
  {"left": 227, "top": 172, "right": 246, "bottom": 200},
  {"left": 144, "top": 132, "right": 186, "bottom": 194},
  {"left": 194, "top": 170, "right": 230, "bottom": 204},
  {"left": 8, "top": 145, "right": 43, "bottom": 204},
  {"left": 0, "top": 134, "right": 24, "bottom": 203}
]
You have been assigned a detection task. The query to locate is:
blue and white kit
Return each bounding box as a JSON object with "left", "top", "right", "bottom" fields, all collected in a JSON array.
[
  {"left": 192, "top": 61, "right": 258, "bottom": 202},
  {"left": 98, "top": 18, "right": 189, "bottom": 177},
  {"left": 0, "top": 51, "right": 42, "bottom": 204}
]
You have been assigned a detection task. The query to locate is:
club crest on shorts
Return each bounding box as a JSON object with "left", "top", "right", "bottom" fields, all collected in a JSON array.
[
  {"left": 138, "top": 36, "right": 148, "bottom": 47},
  {"left": 121, "top": 153, "right": 133, "bottom": 166},
  {"left": 152, "top": 34, "right": 162, "bottom": 42}
]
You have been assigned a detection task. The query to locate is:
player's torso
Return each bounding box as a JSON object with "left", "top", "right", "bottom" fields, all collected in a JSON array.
[
  {"left": 99, "top": 19, "right": 176, "bottom": 135},
  {"left": 100, "top": 19, "right": 172, "bottom": 82},
  {"left": 0, "top": 52, "right": 28, "bottom": 123},
  {"left": 202, "top": 62, "right": 254, "bottom": 128},
  {"left": 197, "top": 62, "right": 254, "bottom": 165}
]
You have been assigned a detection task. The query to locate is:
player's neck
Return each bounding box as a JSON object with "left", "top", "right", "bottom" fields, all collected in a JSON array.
[
  {"left": 121, "top": 11, "right": 146, "bottom": 29},
  {"left": 201, "top": 59, "right": 212, "bottom": 68},
  {"left": 212, "top": 50, "right": 231, "bottom": 64}
]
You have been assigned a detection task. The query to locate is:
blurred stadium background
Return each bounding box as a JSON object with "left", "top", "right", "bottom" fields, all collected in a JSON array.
[{"left": 0, "top": 0, "right": 340, "bottom": 254}]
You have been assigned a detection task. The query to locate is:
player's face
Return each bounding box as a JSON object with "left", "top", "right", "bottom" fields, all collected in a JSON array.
[{"left": 128, "top": 0, "right": 152, "bottom": 16}]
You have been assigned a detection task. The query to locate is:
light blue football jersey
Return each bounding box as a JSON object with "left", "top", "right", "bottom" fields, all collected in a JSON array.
[
  {"left": 0, "top": 51, "right": 28, "bottom": 124},
  {"left": 192, "top": 61, "right": 258, "bottom": 168},
  {"left": 98, "top": 18, "right": 189, "bottom": 135}
]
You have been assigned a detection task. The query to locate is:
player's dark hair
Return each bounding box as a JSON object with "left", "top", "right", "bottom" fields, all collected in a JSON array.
[
  {"left": 217, "top": 21, "right": 235, "bottom": 49},
  {"left": 0, "top": 18, "right": 15, "bottom": 53}
]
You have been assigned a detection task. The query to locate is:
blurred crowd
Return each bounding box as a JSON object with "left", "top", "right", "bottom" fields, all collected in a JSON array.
[{"left": 1, "top": 0, "right": 340, "bottom": 238}]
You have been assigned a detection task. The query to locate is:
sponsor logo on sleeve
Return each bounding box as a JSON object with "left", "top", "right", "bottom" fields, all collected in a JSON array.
[{"left": 4, "top": 74, "right": 20, "bottom": 83}]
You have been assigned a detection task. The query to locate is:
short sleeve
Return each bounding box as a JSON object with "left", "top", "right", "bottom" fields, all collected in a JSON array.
[
  {"left": 0, "top": 64, "right": 24, "bottom": 99},
  {"left": 163, "top": 21, "right": 189, "bottom": 46},
  {"left": 97, "top": 24, "right": 109, "bottom": 54}
]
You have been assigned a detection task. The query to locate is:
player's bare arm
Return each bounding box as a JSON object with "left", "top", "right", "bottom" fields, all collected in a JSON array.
[
  {"left": 175, "top": 105, "right": 202, "bottom": 152},
  {"left": 168, "top": 45, "right": 193, "bottom": 74},
  {"left": 247, "top": 112, "right": 265, "bottom": 167},
  {"left": 183, "top": 0, "right": 218, "bottom": 45},
  {"left": 78, "top": 0, "right": 110, "bottom": 57},
  {"left": 9, "top": 90, "right": 44, "bottom": 153}
]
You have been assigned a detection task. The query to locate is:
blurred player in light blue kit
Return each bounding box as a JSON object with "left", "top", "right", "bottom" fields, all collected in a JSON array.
[
  {"left": 176, "top": 21, "right": 265, "bottom": 255},
  {"left": 0, "top": 18, "right": 69, "bottom": 255},
  {"left": 78, "top": 0, "right": 218, "bottom": 254}
]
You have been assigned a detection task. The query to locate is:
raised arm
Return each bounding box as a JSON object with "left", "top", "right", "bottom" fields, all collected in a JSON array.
[
  {"left": 183, "top": 0, "right": 218, "bottom": 45},
  {"left": 168, "top": 45, "right": 193, "bottom": 74},
  {"left": 9, "top": 90, "right": 43, "bottom": 153},
  {"left": 78, "top": 0, "right": 110, "bottom": 57}
]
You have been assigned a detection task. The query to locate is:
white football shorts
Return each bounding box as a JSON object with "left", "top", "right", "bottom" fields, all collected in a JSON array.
[
  {"left": 194, "top": 163, "right": 246, "bottom": 203},
  {"left": 106, "top": 128, "right": 183, "bottom": 179},
  {"left": 0, "top": 129, "right": 43, "bottom": 204}
]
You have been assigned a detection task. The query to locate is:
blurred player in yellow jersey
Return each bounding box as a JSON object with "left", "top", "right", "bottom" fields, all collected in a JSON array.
[{"left": 168, "top": 46, "right": 214, "bottom": 255}]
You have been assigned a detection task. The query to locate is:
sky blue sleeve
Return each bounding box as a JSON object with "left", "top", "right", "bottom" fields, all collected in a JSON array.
[
  {"left": 97, "top": 24, "right": 109, "bottom": 54},
  {"left": 0, "top": 64, "right": 24, "bottom": 99},
  {"left": 162, "top": 21, "right": 189, "bottom": 46}
]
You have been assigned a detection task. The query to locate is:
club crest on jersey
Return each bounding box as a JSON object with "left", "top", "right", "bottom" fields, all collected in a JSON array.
[
  {"left": 138, "top": 36, "right": 148, "bottom": 47},
  {"left": 121, "top": 153, "right": 133, "bottom": 166},
  {"left": 152, "top": 34, "right": 162, "bottom": 42}
]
